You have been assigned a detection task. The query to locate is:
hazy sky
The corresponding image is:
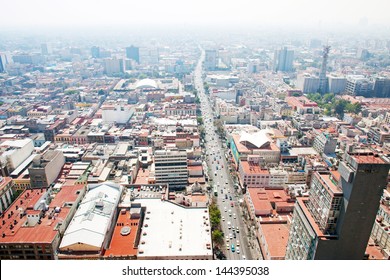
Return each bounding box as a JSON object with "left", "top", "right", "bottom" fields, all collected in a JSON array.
[{"left": 1, "top": 0, "right": 390, "bottom": 29}]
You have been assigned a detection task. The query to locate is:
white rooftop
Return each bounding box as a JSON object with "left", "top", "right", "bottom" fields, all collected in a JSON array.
[
  {"left": 136, "top": 199, "right": 212, "bottom": 258},
  {"left": 59, "top": 182, "right": 123, "bottom": 251}
]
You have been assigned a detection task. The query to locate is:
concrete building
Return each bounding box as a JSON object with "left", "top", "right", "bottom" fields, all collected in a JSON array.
[
  {"left": 0, "top": 138, "right": 34, "bottom": 175},
  {"left": 296, "top": 73, "right": 320, "bottom": 93},
  {"left": 285, "top": 96, "right": 320, "bottom": 115},
  {"left": 328, "top": 74, "right": 347, "bottom": 94},
  {"left": 28, "top": 150, "right": 65, "bottom": 188},
  {"left": 58, "top": 182, "right": 123, "bottom": 258},
  {"left": 0, "top": 177, "right": 14, "bottom": 212},
  {"left": 136, "top": 199, "right": 213, "bottom": 260},
  {"left": 0, "top": 185, "right": 86, "bottom": 259},
  {"left": 125, "top": 46, "right": 140, "bottom": 63},
  {"left": 204, "top": 50, "right": 217, "bottom": 71},
  {"left": 154, "top": 150, "right": 188, "bottom": 189},
  {"left": 370, "top": 190, "right": 390, "bottom": 259},
  {"left": 274, "top": 47, "right": 294, "bottom": 72},
  {"left": 345, "top": 75, "right": 373, "bottom": 97},
  {"left": 101, "top": 103, "right": 135, "bottom": 124},
  {"left": 312, "top": 132, "right": 337, "bottom": 155},
  {"left": 286, "top": 152, "right": 390, "bottom": 259},
  {"left": 103, "top": 58, "right": 124, "bottom": 75}
]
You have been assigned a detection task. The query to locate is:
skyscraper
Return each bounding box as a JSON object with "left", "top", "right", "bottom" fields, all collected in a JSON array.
[
  {"left": 0, "top": 53, "right": 7, "bottom": 72},
  {"left": 91, "top": 46, "right": 100, "bottom": 58},
  {"left": 204, "top": 50, "right": 217, "bottom": 71},
  {"left": 286, "top": 151, "right": 390, "bottom": 260},
  {"left": 126, "top": 45, "right": 140, "bottom": 63},
  {"left": 318, "top": 46, "right": 330, "bottom": 94},
  {"left": 273, "top": 47, "right": 294, "bottom": 72}
]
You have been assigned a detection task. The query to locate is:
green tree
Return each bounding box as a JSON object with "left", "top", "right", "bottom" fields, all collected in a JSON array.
[{"left": 212, "top": 230, "right": 224, "bottom": 245}]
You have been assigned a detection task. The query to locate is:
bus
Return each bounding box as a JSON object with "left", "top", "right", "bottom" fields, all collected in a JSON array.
[{"left": 213, "top": 186, "right": 218, "bottom": 196}]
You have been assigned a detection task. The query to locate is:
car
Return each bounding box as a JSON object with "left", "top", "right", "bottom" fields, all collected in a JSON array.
[
  {"left": 220, "top": 189, "right": 223, "bottom": 194},
  {"left": 228, "top": 210, "right": 232, "bottom": 216},
  {"left": 226, "top": 236, "right": 229, "bottom": 242},
  {"left": 231, "top": 202, "right": 234, "bottom": 207},
  {"left": 242, "top": 255, "right": 246, "bottom": 260},
  {"left": 236, "top": 248, "right": 240, "bottom": 254},
  {"left": 233, "top": 232, "right": 236, "bottom": 239},
  {"left": 225, "top": 194, "right": 228, "bottom": 199},
  {"left": 236, "top": 240, "right": 240, "bottom": 246},
  {"left": 225, "top": 181, "right": 228, "bottom": 185},
  {"left": 229, "top": 233, "right": 233, "bottom": 239},
  {"left": 233, "top": 213, "right": 236, "bottom": 219},
  {"left": 226, "top": 244, "right": 230, "bottom": 250},
  {"left": 236, "top": 227, "right": 239, "bottom": 233},
  {"left": 229, "top": 196, "right": 232, "bottom": 200},
  {"left": 231, "top": 244, "right": 235, "bottom": 252},
  {"left": 224, "top": 207, "right": 227, "bottom": 212},
  {"left": 222, "top": 216, "right": 225, "bottom": 222}
]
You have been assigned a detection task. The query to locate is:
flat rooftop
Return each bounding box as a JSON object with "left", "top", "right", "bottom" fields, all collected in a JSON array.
[
  {"left": 260, "top": 222, "right": 290, "bottom": 259},
  {"left": 136, "top": 199, "right": 212, "bottom": 258},
  {"left": 104, "top": 209, "right": 139, "bottom": 258}
]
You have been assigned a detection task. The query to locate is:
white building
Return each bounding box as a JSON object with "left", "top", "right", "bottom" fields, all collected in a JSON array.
[
  {"left": 136, "top": 199, "right": 213, "bottom": 260},
  {"left": 59, "top": 182, "right": 123, "bottom": 254},
  {"left": 0, "top": 138, "right": 34, "bottom": 173},
  {"left": 296, "top": 73, "right": 320, "bottom": 93},
  {"left": 101, "top": 103, "right": 135, "bottom": 124}
]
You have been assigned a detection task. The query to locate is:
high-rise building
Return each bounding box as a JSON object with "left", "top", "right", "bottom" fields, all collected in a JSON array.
[
  {"left": 372, "top": 77, "right": 390, "bottom": 98},
  {"left": 328, "top": 74, "right": 347, "bottom": 94},
  {"left": 204, "top": 50, "right": 217, "bottom": 71},
  {"left": 318, "top": 46, "right": 330, "bottom": 94},
  {"left": 103, "top": 58, "right": 124, "bottom": 75},
  {"left": 154, "top": 150, "right": 188, "bottom": 189},
  {"left": 345, "top": 75, "right": 373, "bottom": 97},
  {"left": 273, "top": 47, "right": 294, "bottom": 72},
  {"left": 91, "top": 46, "right": 100, "bottom": 58},
  {"left": 0, "top": 53, "right": 8, "bottom": 72},
  {"left": 126, "top": 45, "right": 140, "bottom": 63},
  {"left": 286, "top": 151, "right": 390, "bottom": 259},
  {"left": 40, "top": 43, "right": 52, "bottom": 55}
]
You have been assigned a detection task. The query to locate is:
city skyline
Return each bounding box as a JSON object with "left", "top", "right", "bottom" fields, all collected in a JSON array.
[{"left": 1, "top": 0, "right": 390, "bottom": 31}]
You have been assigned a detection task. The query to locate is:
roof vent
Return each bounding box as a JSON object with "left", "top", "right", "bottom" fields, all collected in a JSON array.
[{"left": 120, "top": 226, "right": 131, "bottom": 236}]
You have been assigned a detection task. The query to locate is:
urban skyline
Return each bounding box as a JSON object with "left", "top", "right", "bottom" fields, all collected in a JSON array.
[{"left": 1, "top": 1, "right": 390, "bottom": 263}]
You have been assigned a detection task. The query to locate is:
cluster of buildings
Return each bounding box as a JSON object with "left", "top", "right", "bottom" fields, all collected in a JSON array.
[{"left": 1, "top": 34, "right": 390, "bottom": 261}]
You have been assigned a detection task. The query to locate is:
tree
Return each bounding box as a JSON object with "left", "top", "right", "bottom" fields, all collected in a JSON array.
[
  {"left": 197, "top": 116, "right": 203, "bottom": 125},
  {"left": 212, "top": 230, "right": 224, "bottom": 245}
]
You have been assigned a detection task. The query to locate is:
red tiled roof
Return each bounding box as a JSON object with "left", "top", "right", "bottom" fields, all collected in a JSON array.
[{"left": 104, "top": 209, "right": 139, "bottom": 257}]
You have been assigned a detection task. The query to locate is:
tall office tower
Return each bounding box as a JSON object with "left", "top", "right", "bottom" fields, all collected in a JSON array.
[
  {"left": 318, "top": 46, "right": 330, "bottom": 94},
  {"left": 154, "top": 150, "right": 188, "bottom": 189},
  {"left": 286, "top": 151, "right": 390, "bottom": 260},
  {"left": 41, "top": 43, "right": 51, "bottom": 55},
  {"left": 273, "top": 47, "right": 294, "bottom": 72},
  {"left": 0, "top": 53, "right": 7, "bottom": 72},
  {"left": 91, "top": 46, "right": 100, "bottom": 58},
  {"left": 125, "top": 45, "right": 140, "bottom": 63},
  {"left": 204, "top": 50, "right": 217, "bottom": 71}
]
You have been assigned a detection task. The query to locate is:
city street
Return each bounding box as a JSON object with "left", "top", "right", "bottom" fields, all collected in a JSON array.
[{"left": 194, "top": 50, "right": 261, "bottom": 260}]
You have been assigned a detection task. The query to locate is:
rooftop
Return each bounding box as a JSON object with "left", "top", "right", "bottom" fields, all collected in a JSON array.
[
  {"left": 103, "top": 209, "right": 139, "bottom": 258},
  {"left": 59, "top": 182, "right": 123, "bottom": 252},
  {"left": 260, "top": 222, "right": 290, "bottom": 259},
  {"left": 136, "top": 199, "right": 212, "bottom": 258}
]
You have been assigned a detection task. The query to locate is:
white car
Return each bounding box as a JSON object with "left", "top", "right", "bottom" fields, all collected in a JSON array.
[
  {"left": 222, "top": 216, "right": 225, "bottom": 222},
  {"left": 236, "top": 248, "right": 240, "bottom": 254},
  {"left": 236, "top": 240, "right": 240, "bottom": 246},
  {"left": 242, "top": 255, "right": 246, "bottom": 260}
]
